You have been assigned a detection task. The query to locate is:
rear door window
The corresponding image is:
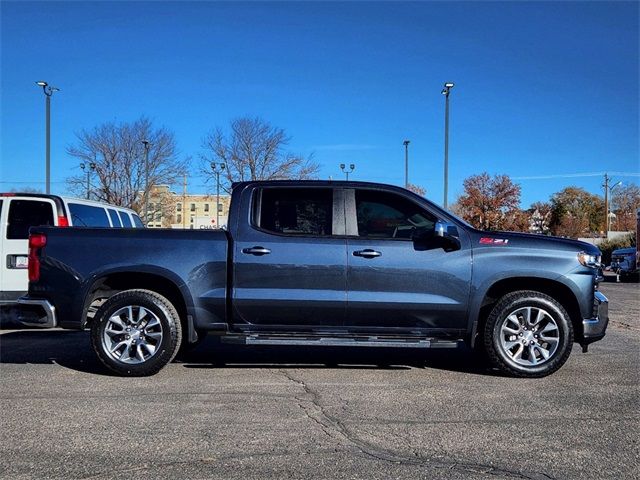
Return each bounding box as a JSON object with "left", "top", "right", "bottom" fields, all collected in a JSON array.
[
  {"left": 258, "top": 188, "right": 333, "bottom": 236},
  {"left": 68, "top": 203, "right": 110, "bottom": 227},
  {"left": 7, "top": 199, "right": 55, "bottom": 239},
  {"left": 107, "top": 209, "right": 122, "bottom": 227},
  {"left": 118, "top": 210, "right": 133, "bottom": 227}
]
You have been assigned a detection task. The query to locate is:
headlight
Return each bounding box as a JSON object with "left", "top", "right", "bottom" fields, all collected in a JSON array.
[{"left": 578, "top": 252, "right": 601, "bottom": 268}]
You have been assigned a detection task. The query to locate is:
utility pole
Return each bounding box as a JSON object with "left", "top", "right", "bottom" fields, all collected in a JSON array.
[
  {"left": 36, "top": 81, "right": 60, "bottom": 194},
  {"left": 403, "top": 140, "right": 410, "bottom": 189},
  {"left": 211, "top": 163, "right": 226, "bottom": 228},
  {"left": 603, "top": 173, "right": 622, "bottom": 237},
  {"left": 80, "top": 162, "right": 96, "bottom": 199},
  {"left": 340, "top": 163, "right": 355, "bottom": 181},
  {"left": 441, "top": 82, "right": 454, "bottom": 209},
  {"left": 142, "top": 140, "right": 151, "bottom": 225}
]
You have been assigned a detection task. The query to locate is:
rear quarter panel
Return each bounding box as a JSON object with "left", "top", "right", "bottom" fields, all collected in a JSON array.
[{"left": 29, "top": 227, "right": 228, "bottom": 329}]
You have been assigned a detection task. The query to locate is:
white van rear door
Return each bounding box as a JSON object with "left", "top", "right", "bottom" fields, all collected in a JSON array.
[{"left": 2, "top": 197, "right": 57, "bottom": 297}]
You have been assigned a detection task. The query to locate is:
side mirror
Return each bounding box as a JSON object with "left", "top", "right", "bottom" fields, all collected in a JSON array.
[{"left": 413, "top": 221, "right": 461, "bottom": 252}]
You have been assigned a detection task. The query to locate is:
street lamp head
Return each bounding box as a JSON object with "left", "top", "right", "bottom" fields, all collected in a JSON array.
[
  {"left": 89, "top": 162, "right": 96, "bottom": 170},
  {"left": 349, "top": 164, "right": 355, "bottom": 171},
  {"left": 441, "top": 89, "right": 448, "bottom": 95},
  {"left": 220, "top": 163, "right": 226, "bottom": 170},
  {"left": 80, "top": 163, "right": 86, "bottom": 170},
  {"left": 444, "top": 82, "right": 455, "bottom": 88},
  {"left": 36, "top": 81, "right": 48, "bottom": 87},
  {"left": 403, "top": 140, "right": 410, "bottom": 146},
  {"left": 340, "top": 163, "right": 346, "bottom": 170}
]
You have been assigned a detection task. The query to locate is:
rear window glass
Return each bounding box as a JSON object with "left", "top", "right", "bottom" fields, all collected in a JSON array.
[
  {"left": 68, "top": 203, "right": 110, "bottom": 227},
  {"left": 258, "top": 188, "right": 333, "bottom": 236},
  {"left": 131, "top": 214, "right": 144, "bottom": 228},
  {"left": 107, "top": 209, "right": 122, "bottom": 227},
  {"left": 7, "top": 199, "right": 55, "bottom": 239},
  {"left": 118, "top": 211, "right": 133, "bottom": 227}
]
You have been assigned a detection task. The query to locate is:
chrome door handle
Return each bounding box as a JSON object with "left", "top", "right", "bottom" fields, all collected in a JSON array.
[
  {"left": 353, "top": 249, "right": 382, "bottom": 258},
  {"left": 242, "top": 246, "right": 271, "bottom": 256}
]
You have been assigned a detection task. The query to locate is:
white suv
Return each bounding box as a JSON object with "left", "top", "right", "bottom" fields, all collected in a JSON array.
[{"left": 0, "top": 193, "right": 143, "bottom": 312}]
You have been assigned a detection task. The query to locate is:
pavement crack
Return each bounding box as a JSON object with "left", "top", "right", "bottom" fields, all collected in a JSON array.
[{"left": 277, "top": 368, "right": 552, "bottom": 479}]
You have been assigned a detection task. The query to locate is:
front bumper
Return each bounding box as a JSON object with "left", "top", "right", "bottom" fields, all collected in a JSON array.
[
  {"left": 17, "top": 297, "right": 57, "bottom": 328},
  {"left": 582, "top": 291, "right": 608, "bottom": 345}
]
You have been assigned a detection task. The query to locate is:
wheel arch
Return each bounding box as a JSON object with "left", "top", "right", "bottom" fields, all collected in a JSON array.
[
  {"left": 471, "top": 276, "right": 583, "bottom": 348},
  {"left": 82, "top": 268, "right": 194, "bottom": 341}
]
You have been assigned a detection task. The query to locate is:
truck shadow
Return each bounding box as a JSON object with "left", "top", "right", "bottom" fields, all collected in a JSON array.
[{"left": 0, "top": 330, "right": 498, "bottom": 377}]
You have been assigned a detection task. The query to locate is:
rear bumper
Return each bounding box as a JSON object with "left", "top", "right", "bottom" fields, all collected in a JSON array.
[
  {"left": 582, "top": 291, "right": 608, "bottom": 344},
  {"left": 17, "top": 297, "right": 57, "bottom": 328}
]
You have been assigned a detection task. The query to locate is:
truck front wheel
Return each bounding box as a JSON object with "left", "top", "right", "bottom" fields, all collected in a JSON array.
[
  {"left": 90, "top": 289, "right": 182, "bottom": 377},
  {"left": 484, "top": 290, "right": 573, "bottom": 378}
]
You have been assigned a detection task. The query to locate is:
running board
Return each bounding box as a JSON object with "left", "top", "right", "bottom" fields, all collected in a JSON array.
[{"left": 221, "top": 335, "right": 460, "bottom": 349}]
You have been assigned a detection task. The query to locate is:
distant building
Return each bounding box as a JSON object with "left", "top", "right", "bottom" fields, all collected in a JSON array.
[{"left": 145, "top": 185, "right": 231, "bottom": 229}]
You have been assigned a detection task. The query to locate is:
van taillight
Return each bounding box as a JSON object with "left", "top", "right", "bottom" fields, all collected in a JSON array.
[
  {"left": 57, "top": 216, "right": 69, "bottom": 227},
  {"left": 28, "top": 234, "right": 47, "bottom": 282}
]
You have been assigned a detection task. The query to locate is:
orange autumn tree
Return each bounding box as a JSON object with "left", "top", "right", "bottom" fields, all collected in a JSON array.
[{"left": 456, "top": 173, "right": 522, "bottom": 231}]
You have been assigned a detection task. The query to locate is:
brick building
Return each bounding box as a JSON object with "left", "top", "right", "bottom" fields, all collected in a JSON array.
[{"left": 146, "top": 185, "right": 231, "bottom": 229}]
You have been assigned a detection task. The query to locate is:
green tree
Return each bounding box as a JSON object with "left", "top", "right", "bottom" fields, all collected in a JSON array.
[
  {"left": 549, "top": 187, "right": 604, "bottom": 238},
  {"left": 611, "top": 183, "right": 640, "bottom": 232}
]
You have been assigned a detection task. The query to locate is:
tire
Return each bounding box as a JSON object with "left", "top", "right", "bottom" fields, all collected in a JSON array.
[
  {"left": 483, "top": 290, "right": 573, "bottom": 378},
  {"left": 91, "top": 289, "right": 182, "bottom": 376}
]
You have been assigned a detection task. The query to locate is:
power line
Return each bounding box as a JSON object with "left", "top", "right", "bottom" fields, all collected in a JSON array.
[{"left": 512, "top": 172, "right": 640, "bottom": 181}]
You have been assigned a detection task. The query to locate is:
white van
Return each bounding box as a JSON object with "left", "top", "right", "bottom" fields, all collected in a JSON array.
[{"left": 0, "top": 193, "right": 144, "bottom": 310}]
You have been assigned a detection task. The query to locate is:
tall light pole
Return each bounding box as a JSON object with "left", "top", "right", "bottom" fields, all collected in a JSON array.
[
  {"left": 36, "top": 81, "right": 60, "bottom": 194},
  {"left": 142, "top": 140, "right": 151, "bottom": 224},
  {"left": 211, "top": 162, "right": 226, "bottom": 227},
  {"left": 403, "top": 140, "right": 410, "bottom": 188},
  {"left": 79, "top": 162, "right": 96, "bottom": 199},
  {"left": 603, "top": 173, "right": 622, "bottom": 237},
  {"left": 441, "top": 82, "right": 454, "bottom": 209},
  {"left": 340, "top": 163, "right": 355, "bottom": 181}
]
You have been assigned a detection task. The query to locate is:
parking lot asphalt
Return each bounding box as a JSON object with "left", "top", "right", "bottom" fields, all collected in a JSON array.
[{"left": 1, "top": 280, "right": 638, "bottom": 480}]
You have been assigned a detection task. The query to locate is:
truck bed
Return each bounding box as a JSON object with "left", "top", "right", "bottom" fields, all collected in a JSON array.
[{"left": 28, "top": 227, "right": 229, "bottom": 330}]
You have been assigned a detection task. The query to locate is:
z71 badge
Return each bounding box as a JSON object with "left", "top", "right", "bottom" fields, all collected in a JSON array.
[{"left": 479, "top": 237, "right": 509, "bottom": 245}]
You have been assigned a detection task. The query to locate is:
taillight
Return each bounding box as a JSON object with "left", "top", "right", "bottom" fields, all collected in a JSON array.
[
  {"left": 28, "top": 234, "right": 47, "bottom": 282},
  {"left": 57, "top": 215, "right": 69, "bottom": 227}
]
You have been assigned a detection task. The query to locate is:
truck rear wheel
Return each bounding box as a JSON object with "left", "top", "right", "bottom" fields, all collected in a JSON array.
[
  {"left": 484, "top": 290, "right": 573, "bottom": 378},
  {"left": 90, "top": 289, "right": 182, "bottom": 376}
]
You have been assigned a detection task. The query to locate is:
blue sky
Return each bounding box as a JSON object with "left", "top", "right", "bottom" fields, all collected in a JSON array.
[{"left": 1, "top": 1, "right": 638, "bottom": 207}]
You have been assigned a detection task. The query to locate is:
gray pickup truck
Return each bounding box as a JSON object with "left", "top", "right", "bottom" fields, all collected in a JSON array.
[{"left": 18, "top": 180, "right": 608, "bottom": 377}]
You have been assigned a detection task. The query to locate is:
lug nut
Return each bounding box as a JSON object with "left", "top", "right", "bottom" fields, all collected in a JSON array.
[
  {"left": 530, "top": 341, "right": 535, "bottom": 345},
  {"left": 125, "top": 335, "right": 130, "bottom": 339},
  {"left": 519, "top": 333, "right": 523, "bottom": 337}
]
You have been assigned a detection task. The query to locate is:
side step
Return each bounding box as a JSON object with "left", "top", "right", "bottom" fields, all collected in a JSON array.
[{"left": 221, "top": 334, "right": 460, "bottom": 349}]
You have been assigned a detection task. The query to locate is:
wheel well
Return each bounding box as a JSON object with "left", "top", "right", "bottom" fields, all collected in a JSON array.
[
  {"left": 475, "top": 277, "right": 583, "bottom": 344},
  {"left": 85, "top": 272, "right": 188, "bottom": 332}
]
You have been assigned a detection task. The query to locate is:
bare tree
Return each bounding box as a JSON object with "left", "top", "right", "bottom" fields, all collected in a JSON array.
[
  {"left": 456, "top": 173, "right": 521, "bottom": 231},
  {"left": 201, "top": 117, "right": 319, "bottom": 189},
  {"left": 66, "top": 117, "right": 188, "bottom": 213}
]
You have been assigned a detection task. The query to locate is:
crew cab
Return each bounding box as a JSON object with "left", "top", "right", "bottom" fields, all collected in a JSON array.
[{"left": 19, "top": 181, "right": 608, "bottom": 377}]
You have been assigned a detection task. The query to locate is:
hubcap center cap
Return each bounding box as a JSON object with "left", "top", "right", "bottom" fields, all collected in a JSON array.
[{"left": 522, "top": 330, "right": 535, "bottom": 343}]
